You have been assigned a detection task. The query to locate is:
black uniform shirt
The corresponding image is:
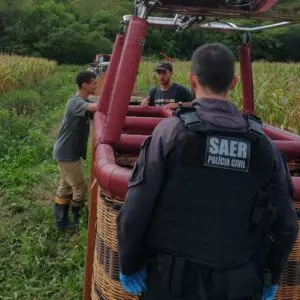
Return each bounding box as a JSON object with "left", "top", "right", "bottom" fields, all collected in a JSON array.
[{"left": 117, "top": 98, "right": 297, "bottom": 279}]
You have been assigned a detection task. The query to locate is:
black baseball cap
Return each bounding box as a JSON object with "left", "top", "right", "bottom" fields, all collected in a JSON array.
[{"left": 155, "top": 61, "right": 173, "bottom": 73}]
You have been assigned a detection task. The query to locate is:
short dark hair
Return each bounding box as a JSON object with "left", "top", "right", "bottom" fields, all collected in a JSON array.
[
  {"left": 76, "top": 71, "right": 96, "bottom": 88},
  {"left": 191, "top": 43, "right": 235, "bottom": 94}
]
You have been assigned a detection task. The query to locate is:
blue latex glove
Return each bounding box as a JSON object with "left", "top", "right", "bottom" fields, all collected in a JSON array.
[
  {"left": 262, "top": 285, "right": 278, "bottom": 300},
  {"left": 119, "top": 267, "right": 147, "bottom": 295}
]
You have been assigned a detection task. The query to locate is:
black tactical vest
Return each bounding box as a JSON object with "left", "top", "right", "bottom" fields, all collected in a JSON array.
[{"left": 146, "top": 108, "right": 277, "bottom": 269}]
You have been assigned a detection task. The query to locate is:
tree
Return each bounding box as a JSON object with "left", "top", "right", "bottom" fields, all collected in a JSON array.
[{"left": 0, "top": 0, "right": 299, "bottom": 63}]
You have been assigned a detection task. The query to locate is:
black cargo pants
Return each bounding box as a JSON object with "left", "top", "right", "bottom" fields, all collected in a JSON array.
[{"left": 140, "top": 254, "right": 263, "bottom": 300}]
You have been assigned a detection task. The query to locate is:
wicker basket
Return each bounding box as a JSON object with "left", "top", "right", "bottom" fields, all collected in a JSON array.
[
  {"left": 277, "top": 160, "right": 300, "bottom": 300},
  {"left": 91, "top": 191, "right": 139, "bottom": 300},
  {"left": 276, "top": 159, "right": 300, "bottom": 300},
  {"left": 116, "top": 154, "right": 138, "bottom": 169},
  {"left": 276, "top": 200, "right": 300, "bottom": 300},
  {"left": 288, "top": 159, "right": 300, "bottom": 177}
]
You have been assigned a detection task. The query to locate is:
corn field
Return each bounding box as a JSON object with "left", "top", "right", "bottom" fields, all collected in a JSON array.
[
  {"left": 136, "top": 60, "right": 300, "bottom": 134},
  {"left": 1, "top": 54, "right": 299, "bottom": 134},
  {"left": 0, "top": 54, "right": 56, "bottom": 94}
]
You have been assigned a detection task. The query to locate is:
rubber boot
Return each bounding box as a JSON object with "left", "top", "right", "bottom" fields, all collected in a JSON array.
[
  {"left": 71, "top": 206, "right": 81, "bottom": 231},
  {"left": 54, "top": 203, "right": 76, "bottom": 231}
]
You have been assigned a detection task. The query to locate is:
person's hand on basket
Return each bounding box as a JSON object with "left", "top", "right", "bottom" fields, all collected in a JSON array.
[
  {"left": 262, "top": 285, "right": 278, "bottom": 300},
  {"left": 163, "top": 102, "right": 179, "bottom": 110},
  {"left": 119, "top": 266, "right": 147, "bottom": 295},
  {"left": 140, "top": 98, "right": 149, "bottom": 108}
]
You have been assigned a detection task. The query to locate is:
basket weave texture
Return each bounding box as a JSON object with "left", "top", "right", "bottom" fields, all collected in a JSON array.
[{"left": 92, "top": 192, "right": 138, "bottom": 300}]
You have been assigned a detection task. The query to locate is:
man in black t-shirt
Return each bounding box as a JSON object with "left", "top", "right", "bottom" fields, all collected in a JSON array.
[{"left": 140, "top": 61, "right": 194, "bottom": 109}]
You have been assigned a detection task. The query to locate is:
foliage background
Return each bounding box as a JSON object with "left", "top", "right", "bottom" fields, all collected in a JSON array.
[{"left": 1, "top": 0, "right": 300, "bottom": 64}]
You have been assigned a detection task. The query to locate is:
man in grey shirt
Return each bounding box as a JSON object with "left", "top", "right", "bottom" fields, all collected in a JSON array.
[{"left": 53, "top": 71, "right": 98, "bottom": 231}]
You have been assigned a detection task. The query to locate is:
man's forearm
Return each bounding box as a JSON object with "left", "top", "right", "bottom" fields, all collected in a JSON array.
[
  {"left": 265, "top": 150, "right": 298, "bottom": 282},
  {"left": 117, "top": 118, "right": 179, "bottom": 275},
  {"left": 182, "top": 101, "right": 193, "bottom": 107},
  {"left": 86, "top": 103, "right": 98, "bottom": 112},
  {"left": 117, "top": 182, "right": 162, "bottom": 275},
  {"left": 266, "top": 225, "right": 298, "bottom": 282}
]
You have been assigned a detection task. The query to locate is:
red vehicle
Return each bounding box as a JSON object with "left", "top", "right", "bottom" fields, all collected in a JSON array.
[
  {"left": 88, "top": 54, "right": 111, "bottom": 77},
  {"left": 83, "top": 1, "right": 300, "bottom": 299}
]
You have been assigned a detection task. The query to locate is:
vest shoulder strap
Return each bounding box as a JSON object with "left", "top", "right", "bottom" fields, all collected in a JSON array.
[
  {"left": 177, "top": 108, "right": 265, "bottom": 141},
  {"left": 243, "top": 114, "right": 264, "bottom": 135},
  {"left": 243, "top": 113, "right": 264, "bottom": 138},
  {"left": 176, "top": 107, "right": 200, "bottom": 127}
]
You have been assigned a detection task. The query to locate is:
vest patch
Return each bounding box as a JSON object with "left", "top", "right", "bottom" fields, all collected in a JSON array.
[{"left": 204, "top": 136, "right": 251, "bottom": 172}]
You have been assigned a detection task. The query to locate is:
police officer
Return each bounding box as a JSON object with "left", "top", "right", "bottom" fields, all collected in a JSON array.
[{"left": 117, "top": 43, "right": 298, "bottom": 300}]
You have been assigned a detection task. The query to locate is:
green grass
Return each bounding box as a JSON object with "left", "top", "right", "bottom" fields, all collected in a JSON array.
[{"left": 0, "top": 64, "right": 91, "bottom": 300}]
